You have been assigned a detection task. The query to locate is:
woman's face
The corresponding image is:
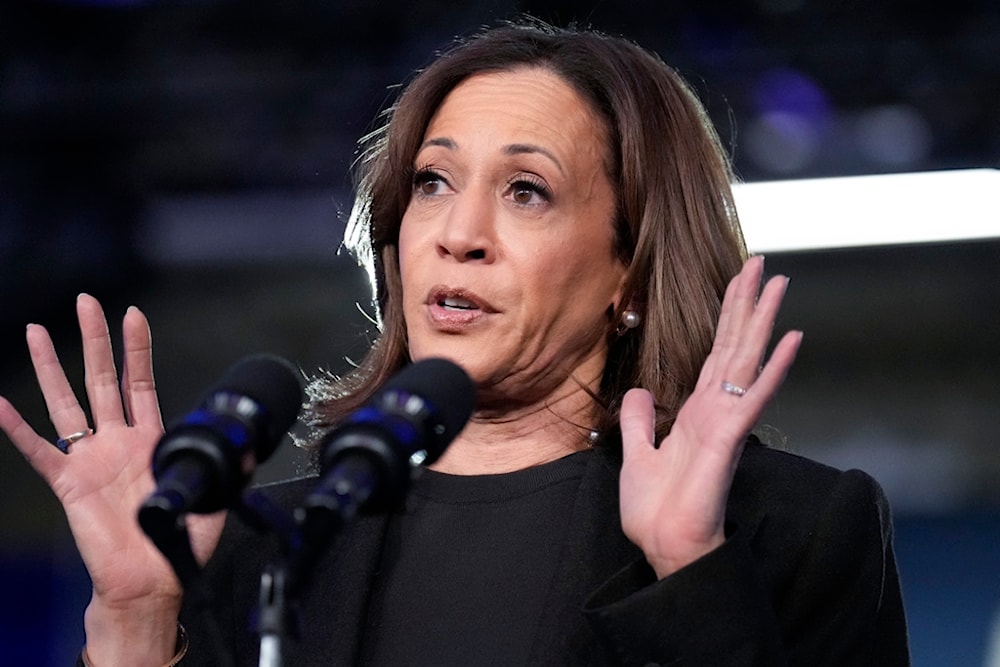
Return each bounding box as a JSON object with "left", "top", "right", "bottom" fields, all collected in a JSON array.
[{"left": 398, "top": 67, "right": 626, "bottom": 405}]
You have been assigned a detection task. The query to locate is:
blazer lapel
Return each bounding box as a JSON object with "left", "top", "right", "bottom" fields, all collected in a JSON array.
[
  {"left": 526, "top": 449, "right": 642, "bottom": 666},
  {"left": 290, "top": 512, "right": 391, "bottom": 666},
  {"left": 522, "top": 442, "right": 771, "bottom": 666}
]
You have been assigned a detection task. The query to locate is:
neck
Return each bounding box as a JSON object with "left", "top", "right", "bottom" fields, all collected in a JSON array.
[{"left": 428, "top": 383, "right": 598, "bottom": 475}]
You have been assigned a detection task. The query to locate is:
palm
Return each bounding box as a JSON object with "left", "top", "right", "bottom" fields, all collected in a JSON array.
[
  {"left": 0, "top": 295, "right": 224, "bottom": 607},
  {"left": 619, "top": 257, "right": 802, "bottom": 578},
  {"left": 56, "top": 421, "right": 181, "bottom": 601}
]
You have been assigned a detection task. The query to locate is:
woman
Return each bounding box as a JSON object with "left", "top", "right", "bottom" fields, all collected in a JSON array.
[{"left": 0, "top": 21, "right": 908, "bottom": 666}]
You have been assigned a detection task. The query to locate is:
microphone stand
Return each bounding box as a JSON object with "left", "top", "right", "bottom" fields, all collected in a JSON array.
[
  {"left": 256, "top": 564, "right": 289, "bottom": 667},
  {"left": 139, "top": 483, "right": 362, "bottom": 667},
  {"left": 237, "top": 460, "right": 375, "bottom": 667},
  {"left": 140, "top": 490, "right": 304, "bottom": 667},
  {"left": 144, "top": 413, "right": 444, "bottom": 665},
  {"left": 233, "top": 490, "right": 301, "bottom": 667}
]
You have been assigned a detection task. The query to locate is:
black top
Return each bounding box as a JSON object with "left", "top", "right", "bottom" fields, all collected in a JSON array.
[
  {"left": 361, "top": 452, "right": 590, "bottom": 665},
  {"left": 179, "top": 443, "right": 910, "bottom": 666}
]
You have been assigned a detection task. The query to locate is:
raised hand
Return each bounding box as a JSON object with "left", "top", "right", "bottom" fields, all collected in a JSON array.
[
  {"left": 0, "top": 294, "right": 225, "bottom": 665},
  {"left": 619, "top": 256, "right": 803, "bottom": 578}
]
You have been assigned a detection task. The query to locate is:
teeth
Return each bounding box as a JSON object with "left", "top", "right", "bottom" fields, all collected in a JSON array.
[{"left": 442, "top": 297, "right": 475, "bottom": 309}]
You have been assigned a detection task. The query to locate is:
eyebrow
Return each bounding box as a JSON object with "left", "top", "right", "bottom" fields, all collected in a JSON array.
[
  {"left": 418, "top": 138, "right": 565, "bottom": 176},
  {"left": 505, "top": 143, "right": 564, "bottom": 176},
  {"left": 422, "top": 137, "right": 456, "bottom": 150}
]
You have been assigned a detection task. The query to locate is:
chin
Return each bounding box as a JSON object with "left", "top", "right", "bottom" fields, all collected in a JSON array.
[
  {"left": 412, "top": 349, "right": 496, "bottom": 388},
  {"left": 409, "top": 342, "right": 472, "bottom": 369}
]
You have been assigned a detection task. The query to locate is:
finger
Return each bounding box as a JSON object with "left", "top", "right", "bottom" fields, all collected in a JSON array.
[
  {"left": 701, "top": 257, "right": 765, "bottom": 386},
  {"left": 26, "top": 323, "right": 91, "bottom": 438},
  {"left": 697, "top": 332, "right": 801, "bottom": 456},
  {"left": 620, "top": 388, "right": 657, "bottom": 462},
  {"left": 745, "top": 330, "right": 803, "bottom": 404},
  {"left": 720, "top": 330, "right": 802, "bottom": 428},
  {"left": 0, "top": 395, "right": 66, "bottom": 482},
  {"left": 726, "top": 274, "right": 790, "bottom": 379},
  {"left": 121, "top": 306, "right": 162, "bottom": 428},
  {"left": 712, "top": 255, "right": 765, "bottom": 356},
  {"left": 77, "top": 294, "right": 126, "bottom": 430}
]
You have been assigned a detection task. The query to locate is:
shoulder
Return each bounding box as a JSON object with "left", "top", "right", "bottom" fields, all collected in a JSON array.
[
  {"left": 731, "top": 442, "right": 889, "bottom": 519},
  {"left": 728, "top": 442, "right": 895, "bottom": 580}
]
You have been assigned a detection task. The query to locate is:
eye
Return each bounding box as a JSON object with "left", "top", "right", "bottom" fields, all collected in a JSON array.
[
  {"left": 412, "top": 168, "right": 451, "bottom": 197},
  {"left": 506, "top": 175, "right": 551, "bottom": 207}
]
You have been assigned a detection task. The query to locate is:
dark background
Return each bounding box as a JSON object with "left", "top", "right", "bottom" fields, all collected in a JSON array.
[{"left": 1, "top": 1, "right": 998, "bottom": 664}]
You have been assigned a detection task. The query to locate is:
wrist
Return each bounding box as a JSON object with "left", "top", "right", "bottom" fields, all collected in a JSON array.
[
  {"left": 83, "top": 593, "right": 183, "bottom": 667},
  {"left": 647, "top": 532, "right": 726, "bottom": 579}
]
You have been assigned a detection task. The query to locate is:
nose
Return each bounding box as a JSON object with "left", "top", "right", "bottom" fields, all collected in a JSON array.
[{"left": 437, "top": 188, "right": 496, "bottom": 263}]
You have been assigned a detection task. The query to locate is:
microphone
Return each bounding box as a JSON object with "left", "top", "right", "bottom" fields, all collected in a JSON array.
[
  {"left": 139, "top": 354, "right": 303, "bottom": 525},
  {"left": 301, "top": 357, "right": 474, "bottom": 527}
]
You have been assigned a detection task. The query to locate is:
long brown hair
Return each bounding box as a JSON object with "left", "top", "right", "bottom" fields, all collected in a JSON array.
[{"left": 304, "top": 20, "right": 747, "bottom": 445}]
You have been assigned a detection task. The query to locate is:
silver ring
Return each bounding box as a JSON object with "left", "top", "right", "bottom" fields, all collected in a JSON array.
[
  {"left": 55, "top": 428, "right": 93, "bottom": 454},
  {"left": 721, "top": 380, "right": 747, "bottom": 397}
]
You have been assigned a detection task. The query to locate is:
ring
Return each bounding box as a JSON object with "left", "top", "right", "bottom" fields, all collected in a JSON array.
[
  {"left": 721, "top": 380, "right": 747, "bottom": 397},
  {"left": 54, "top": 428, "right": 93, "bottom": 455}
]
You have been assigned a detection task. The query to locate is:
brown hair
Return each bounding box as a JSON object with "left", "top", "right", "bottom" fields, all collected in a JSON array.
[{"left": 304, "top": 19, "right": 747, "bottom": 445}]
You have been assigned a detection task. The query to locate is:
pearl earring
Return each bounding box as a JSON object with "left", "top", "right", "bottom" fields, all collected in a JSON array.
[{"left": 621, "top": 310, "right": 640, "bottom": 329}]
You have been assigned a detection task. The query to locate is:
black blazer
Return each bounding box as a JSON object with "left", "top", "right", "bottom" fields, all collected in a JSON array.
[{"left": 181, "top": 443, "right": 910, "bottom": 666}]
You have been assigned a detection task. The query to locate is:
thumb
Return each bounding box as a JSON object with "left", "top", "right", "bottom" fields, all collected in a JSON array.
[{"left": 620, "top": 388, "right": 656, "bottom": 461}]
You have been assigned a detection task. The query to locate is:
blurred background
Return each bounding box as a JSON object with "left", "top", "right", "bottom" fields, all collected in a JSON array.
[{"left": 1, "top": 1, "right": 997, "bottom": 664}]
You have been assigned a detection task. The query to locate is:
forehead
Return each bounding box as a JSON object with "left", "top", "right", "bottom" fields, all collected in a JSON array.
[{"left": 422, "top": 67, "right": 610, "bottom": 165}]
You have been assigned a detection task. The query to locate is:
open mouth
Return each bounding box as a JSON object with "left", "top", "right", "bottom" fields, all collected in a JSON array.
[
  {"left": 440, "top": 296, "right": 478, "bottom": 310},
  {"left": 429, "top": 286, "right": 494, "bottom": 312},
  {"left": 426, "top": 286, "right": 496, "bottom": 326}
]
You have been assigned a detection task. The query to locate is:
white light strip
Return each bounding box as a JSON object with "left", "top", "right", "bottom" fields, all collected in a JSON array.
[{"left": 732, "top": 169, "right": 1000, "bottom": 253}]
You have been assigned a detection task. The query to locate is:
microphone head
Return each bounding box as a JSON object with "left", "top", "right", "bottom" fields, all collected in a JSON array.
[
  {"left": 312, "top": 357, "right": 474, "bottom": 515},
  {"left": 149, "top": 354, "right": 303, "bottom": 515},
  {"left": 140, "top": 354, "right": 301, "bottom": 583},
  {"left": 377, "top": 357, "right": 475, "bottom": 465},
  {"left": 201, "top": 353, "right": 303, "bottom": 462}
]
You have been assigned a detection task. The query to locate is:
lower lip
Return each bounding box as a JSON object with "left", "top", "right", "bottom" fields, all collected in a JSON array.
[{"left": 427, "top": 303, "right": 487, "bottom": 329}]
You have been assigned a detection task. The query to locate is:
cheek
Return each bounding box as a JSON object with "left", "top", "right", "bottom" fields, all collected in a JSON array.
[
  {"left": 397, "top": 218, "right": 422, "bottom": 297},
  {"left": 397, "top": 218, "right": 414, "bottom": 272},
  {"left": 557, "top": 253, "right": 624, "bottom": 325},
  {"left": 527, "top": 252, "right": 611, "bottom": 328}
]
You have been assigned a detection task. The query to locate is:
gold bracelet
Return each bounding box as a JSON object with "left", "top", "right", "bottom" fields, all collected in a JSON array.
[{"left": 81, "top": 622, "right": 188, "bottom": 667}]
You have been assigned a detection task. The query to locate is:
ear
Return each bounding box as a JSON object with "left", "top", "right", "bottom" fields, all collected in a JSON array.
[{"left": 610, "top": 257, "right": 631, "bottom": 310}]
